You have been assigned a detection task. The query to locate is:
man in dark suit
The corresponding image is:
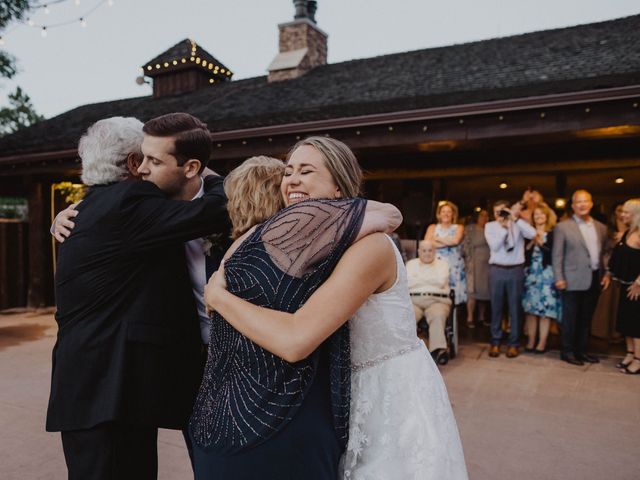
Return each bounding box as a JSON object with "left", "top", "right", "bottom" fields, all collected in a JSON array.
[
  {"left": 46, "top": 114, "right": 229, "bottom": 480},
  {"left": 552, "top": 189, "right": 609, "bottom": 366}
]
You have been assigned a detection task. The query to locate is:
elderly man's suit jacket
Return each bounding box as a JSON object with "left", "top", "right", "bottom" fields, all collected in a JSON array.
[
  {"left": 46, "top": 176, "right": 228, "bottom": 432},
  {"left": 552, "top": 217, "right": 607, "bottom": 291}
]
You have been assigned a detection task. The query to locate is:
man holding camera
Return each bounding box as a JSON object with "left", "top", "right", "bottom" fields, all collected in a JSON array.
[{"left": 485, "top": 200, "right": 536, "bottom": 358}]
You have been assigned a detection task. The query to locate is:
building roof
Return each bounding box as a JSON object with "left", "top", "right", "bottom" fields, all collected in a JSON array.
[
  {"left": 142, "top": 38, "right": 233, "bottom": 82},
  {"left": 2, "top": 14, "right": 639, "bottom": 157}
]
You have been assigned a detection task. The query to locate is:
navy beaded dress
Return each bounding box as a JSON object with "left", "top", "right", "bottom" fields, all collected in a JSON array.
[{"left": 189, "top": 198, "right": 366, "bottom": 479}]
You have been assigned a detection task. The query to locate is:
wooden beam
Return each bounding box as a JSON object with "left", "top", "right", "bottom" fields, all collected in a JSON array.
[{"left": 364, "top": 157, "right": 640, "bottom": 180}]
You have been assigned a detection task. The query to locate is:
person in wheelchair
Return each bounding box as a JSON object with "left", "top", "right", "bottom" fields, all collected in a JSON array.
[{"left": 407, "top": 240, "right": 452, "bottom": 365}]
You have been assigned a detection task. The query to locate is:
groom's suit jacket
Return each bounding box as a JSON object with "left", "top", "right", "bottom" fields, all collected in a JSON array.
[{"left": 46, "top": 176, "right": 228, "bottom": 432}]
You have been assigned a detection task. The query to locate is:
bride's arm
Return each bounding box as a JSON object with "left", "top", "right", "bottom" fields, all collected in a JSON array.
[{"left": 205, "top": 233, "right": 396, "bottom": 363}]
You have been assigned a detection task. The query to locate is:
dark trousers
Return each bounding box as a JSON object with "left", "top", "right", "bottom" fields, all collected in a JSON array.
[
  {"left": 561, "top": 271, "right": 599, "bottom": 356},
  {"left": 61, "top": 422, "right": 158, "bottom": 480},
  {"left": 489, "top": 264, "right": 524, "bottom": 347}
]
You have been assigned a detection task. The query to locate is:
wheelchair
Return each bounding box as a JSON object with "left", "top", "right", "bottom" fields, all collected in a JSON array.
[{"left": 416, "top": 289, "right": 458, "bottom": 365}]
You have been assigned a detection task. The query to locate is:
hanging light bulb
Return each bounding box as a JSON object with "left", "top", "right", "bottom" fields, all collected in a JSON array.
[
  {"left": 44, "top": 5, "right": 50, "bottom": 14},
  {"left": 41, "top": 27, "right": 47, "bottom": 38},
  {"left": 27, "top": 18, "right": 35, "bottom": 27},
  {"left": 80, "top": 18, "right": 87, "bottom": 28},
  {"left": 108, "top": 0, "right": 115, "bottom": 6},
  {"left": 75, "top": 0, "right": 81, "bottom": 5},
  {"left": 0, "top": 37, "right": 4, "bottom": 46}
]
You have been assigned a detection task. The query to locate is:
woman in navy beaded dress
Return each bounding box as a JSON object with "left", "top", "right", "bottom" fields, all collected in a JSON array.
[
  {"left": 188, "top": 144, "right": 402, "bottom": 479},
  {"left": 193, "top": 138, "right": 467, "bottom": 479}
]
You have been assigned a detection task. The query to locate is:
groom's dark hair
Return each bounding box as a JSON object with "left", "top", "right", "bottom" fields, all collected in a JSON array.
[{"left": 143, "top": 112, "right": 212, "bottom": 172}]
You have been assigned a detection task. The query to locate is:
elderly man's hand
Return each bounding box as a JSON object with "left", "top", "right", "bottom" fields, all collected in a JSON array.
[{"left": 52, "top": 203, "right": 80, "bottom": 243}]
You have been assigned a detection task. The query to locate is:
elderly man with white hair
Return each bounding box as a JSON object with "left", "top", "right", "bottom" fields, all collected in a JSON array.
[
  {"left": 46, "top": 115, "right": 229, "bottom": 480},
  {"left": 407, "top": 240, "right": 452, "bottom": 365}
]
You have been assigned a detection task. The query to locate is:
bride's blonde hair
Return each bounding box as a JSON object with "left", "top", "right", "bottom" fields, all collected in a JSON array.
[{"left": 224, "top": 156, "right": 286, "bottom": 239}]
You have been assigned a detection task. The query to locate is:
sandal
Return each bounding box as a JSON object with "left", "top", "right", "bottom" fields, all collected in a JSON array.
[
  {"left": 466, "top": 320, "right": 476, "bottom": 329},
  {"left": 623, "top": 357, "right": 640, "bottom": 375},
  {"left": 616, "top": 351, "right": 634, "bottom": 369}
]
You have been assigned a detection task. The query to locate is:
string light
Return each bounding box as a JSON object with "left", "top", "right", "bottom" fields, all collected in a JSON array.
[
  {"left": 10, "top": 0, "right": 115, "bottom": 39},
  {"left": 140, "top": 39, "right": 233, "bottom": 85}
]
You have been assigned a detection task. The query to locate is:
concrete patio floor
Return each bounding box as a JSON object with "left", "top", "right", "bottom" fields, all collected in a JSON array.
[{"left": 1, "top": 310, "right": 638, "bottom": 479}]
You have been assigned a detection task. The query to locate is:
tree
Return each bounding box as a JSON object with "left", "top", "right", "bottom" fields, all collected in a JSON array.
[
  {"left": 0, "top": 86, "right": 44, "bottom": 135},
  {"left": 1, "top": 1, "right": 31, "bottom": 78},
  {"left": 1, "top": 1, "right": 43, "bottom": 134}
]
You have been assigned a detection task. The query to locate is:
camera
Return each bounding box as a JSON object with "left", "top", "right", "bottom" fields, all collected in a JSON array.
[{"left": 498, "top": 209, "right": 511, "bottom": 218}]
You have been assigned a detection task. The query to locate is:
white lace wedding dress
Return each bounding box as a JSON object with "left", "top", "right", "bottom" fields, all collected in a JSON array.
[{"left": 340, "top": 237, "right": 468, "bottom": 480}]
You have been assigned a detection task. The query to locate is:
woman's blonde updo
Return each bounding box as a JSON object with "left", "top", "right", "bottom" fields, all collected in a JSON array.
[{"left": 224, "top": 156, "right": 286, "bottom": 239}]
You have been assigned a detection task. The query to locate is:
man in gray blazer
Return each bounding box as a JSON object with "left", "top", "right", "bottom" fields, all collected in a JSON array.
[{"left": 552, "top": 190, "right": 609, "bottom": 366}]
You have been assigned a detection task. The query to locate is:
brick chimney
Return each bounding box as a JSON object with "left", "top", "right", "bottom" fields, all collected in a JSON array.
[{"left": 268, "top": 1, "right": 327, "bottom": 82}]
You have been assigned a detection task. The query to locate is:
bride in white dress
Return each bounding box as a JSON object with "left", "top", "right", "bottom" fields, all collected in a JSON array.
[
  {"left": 342, "top": 237, "right": 467, "bottom": 479},
  {"left": 204, "top": 137, "right": 468, "bottom": 479}
]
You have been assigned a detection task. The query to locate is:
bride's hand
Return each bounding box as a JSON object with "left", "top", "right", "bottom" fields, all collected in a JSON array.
[{"left": 204, "top": 261, "right": 227, "bottom": 316}]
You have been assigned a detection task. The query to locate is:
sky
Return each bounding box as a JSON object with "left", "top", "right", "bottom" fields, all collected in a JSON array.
[{"left": 2, "top": 0, "right": 639, "bottom": 119}]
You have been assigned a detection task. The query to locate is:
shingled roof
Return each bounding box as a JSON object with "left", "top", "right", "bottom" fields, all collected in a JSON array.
[
  {"left": 142, "top": 38, "right": 233, "bottom": 82},
  {"left": 2, "top": 14, "right": 639, "bottom": 157}
]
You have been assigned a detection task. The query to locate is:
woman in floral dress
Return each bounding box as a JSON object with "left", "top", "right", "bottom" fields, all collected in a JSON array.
[
  {"left": 425, "top": 201, "right": 467, "bottom": 305},
  {"left": 522, "top": 204, "right": 561, "bottom": 353}
]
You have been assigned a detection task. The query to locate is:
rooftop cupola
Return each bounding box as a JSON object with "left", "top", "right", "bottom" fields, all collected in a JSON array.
[
  {"left": 268, "top": 0, "right": 327, "bottom": 82},
  {"left": 142, "top": 39, "right": 233, "bottom": 98}
]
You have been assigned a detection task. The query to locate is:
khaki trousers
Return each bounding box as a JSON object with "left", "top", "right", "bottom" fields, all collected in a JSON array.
[{"left": 412, "top": 295, "right": 451, "bottom": 352}]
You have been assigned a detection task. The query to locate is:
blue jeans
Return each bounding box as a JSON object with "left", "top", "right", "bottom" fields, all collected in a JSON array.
[{"left": 489, "top": 264, "right": 524, "bottom": 347}]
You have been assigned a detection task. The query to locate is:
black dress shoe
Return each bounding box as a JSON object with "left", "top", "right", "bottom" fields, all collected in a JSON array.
[
  {"left": 576, "top": 353, "right": 600, "bottom": 364},
  {"left": 560, "top": 354, "right": 584, "bottom": 366}
]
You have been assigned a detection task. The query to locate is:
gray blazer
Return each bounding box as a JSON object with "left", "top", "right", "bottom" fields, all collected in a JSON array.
[{"left": 552, "top": 217, "right": 607, "bottom": 291}]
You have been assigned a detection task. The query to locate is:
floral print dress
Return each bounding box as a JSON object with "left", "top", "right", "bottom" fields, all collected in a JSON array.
[
  {"left": 435, "top": 224, "right": 467, "bottom": 305},
  {"left": 522, "top": 238, "right": 562, "bottom": 321}
]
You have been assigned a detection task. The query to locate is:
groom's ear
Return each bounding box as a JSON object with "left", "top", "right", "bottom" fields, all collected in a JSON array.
[{"left": 183, "top": 159, "right": 202, "bottom": 179}]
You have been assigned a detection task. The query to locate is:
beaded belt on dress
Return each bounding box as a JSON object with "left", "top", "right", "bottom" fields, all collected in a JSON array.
[
  {"left": 409, "top": 292, "right": 448, "bottom": 298},
  {"left": 351, "top": 342, "right": 423, "bottom": 372}
]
